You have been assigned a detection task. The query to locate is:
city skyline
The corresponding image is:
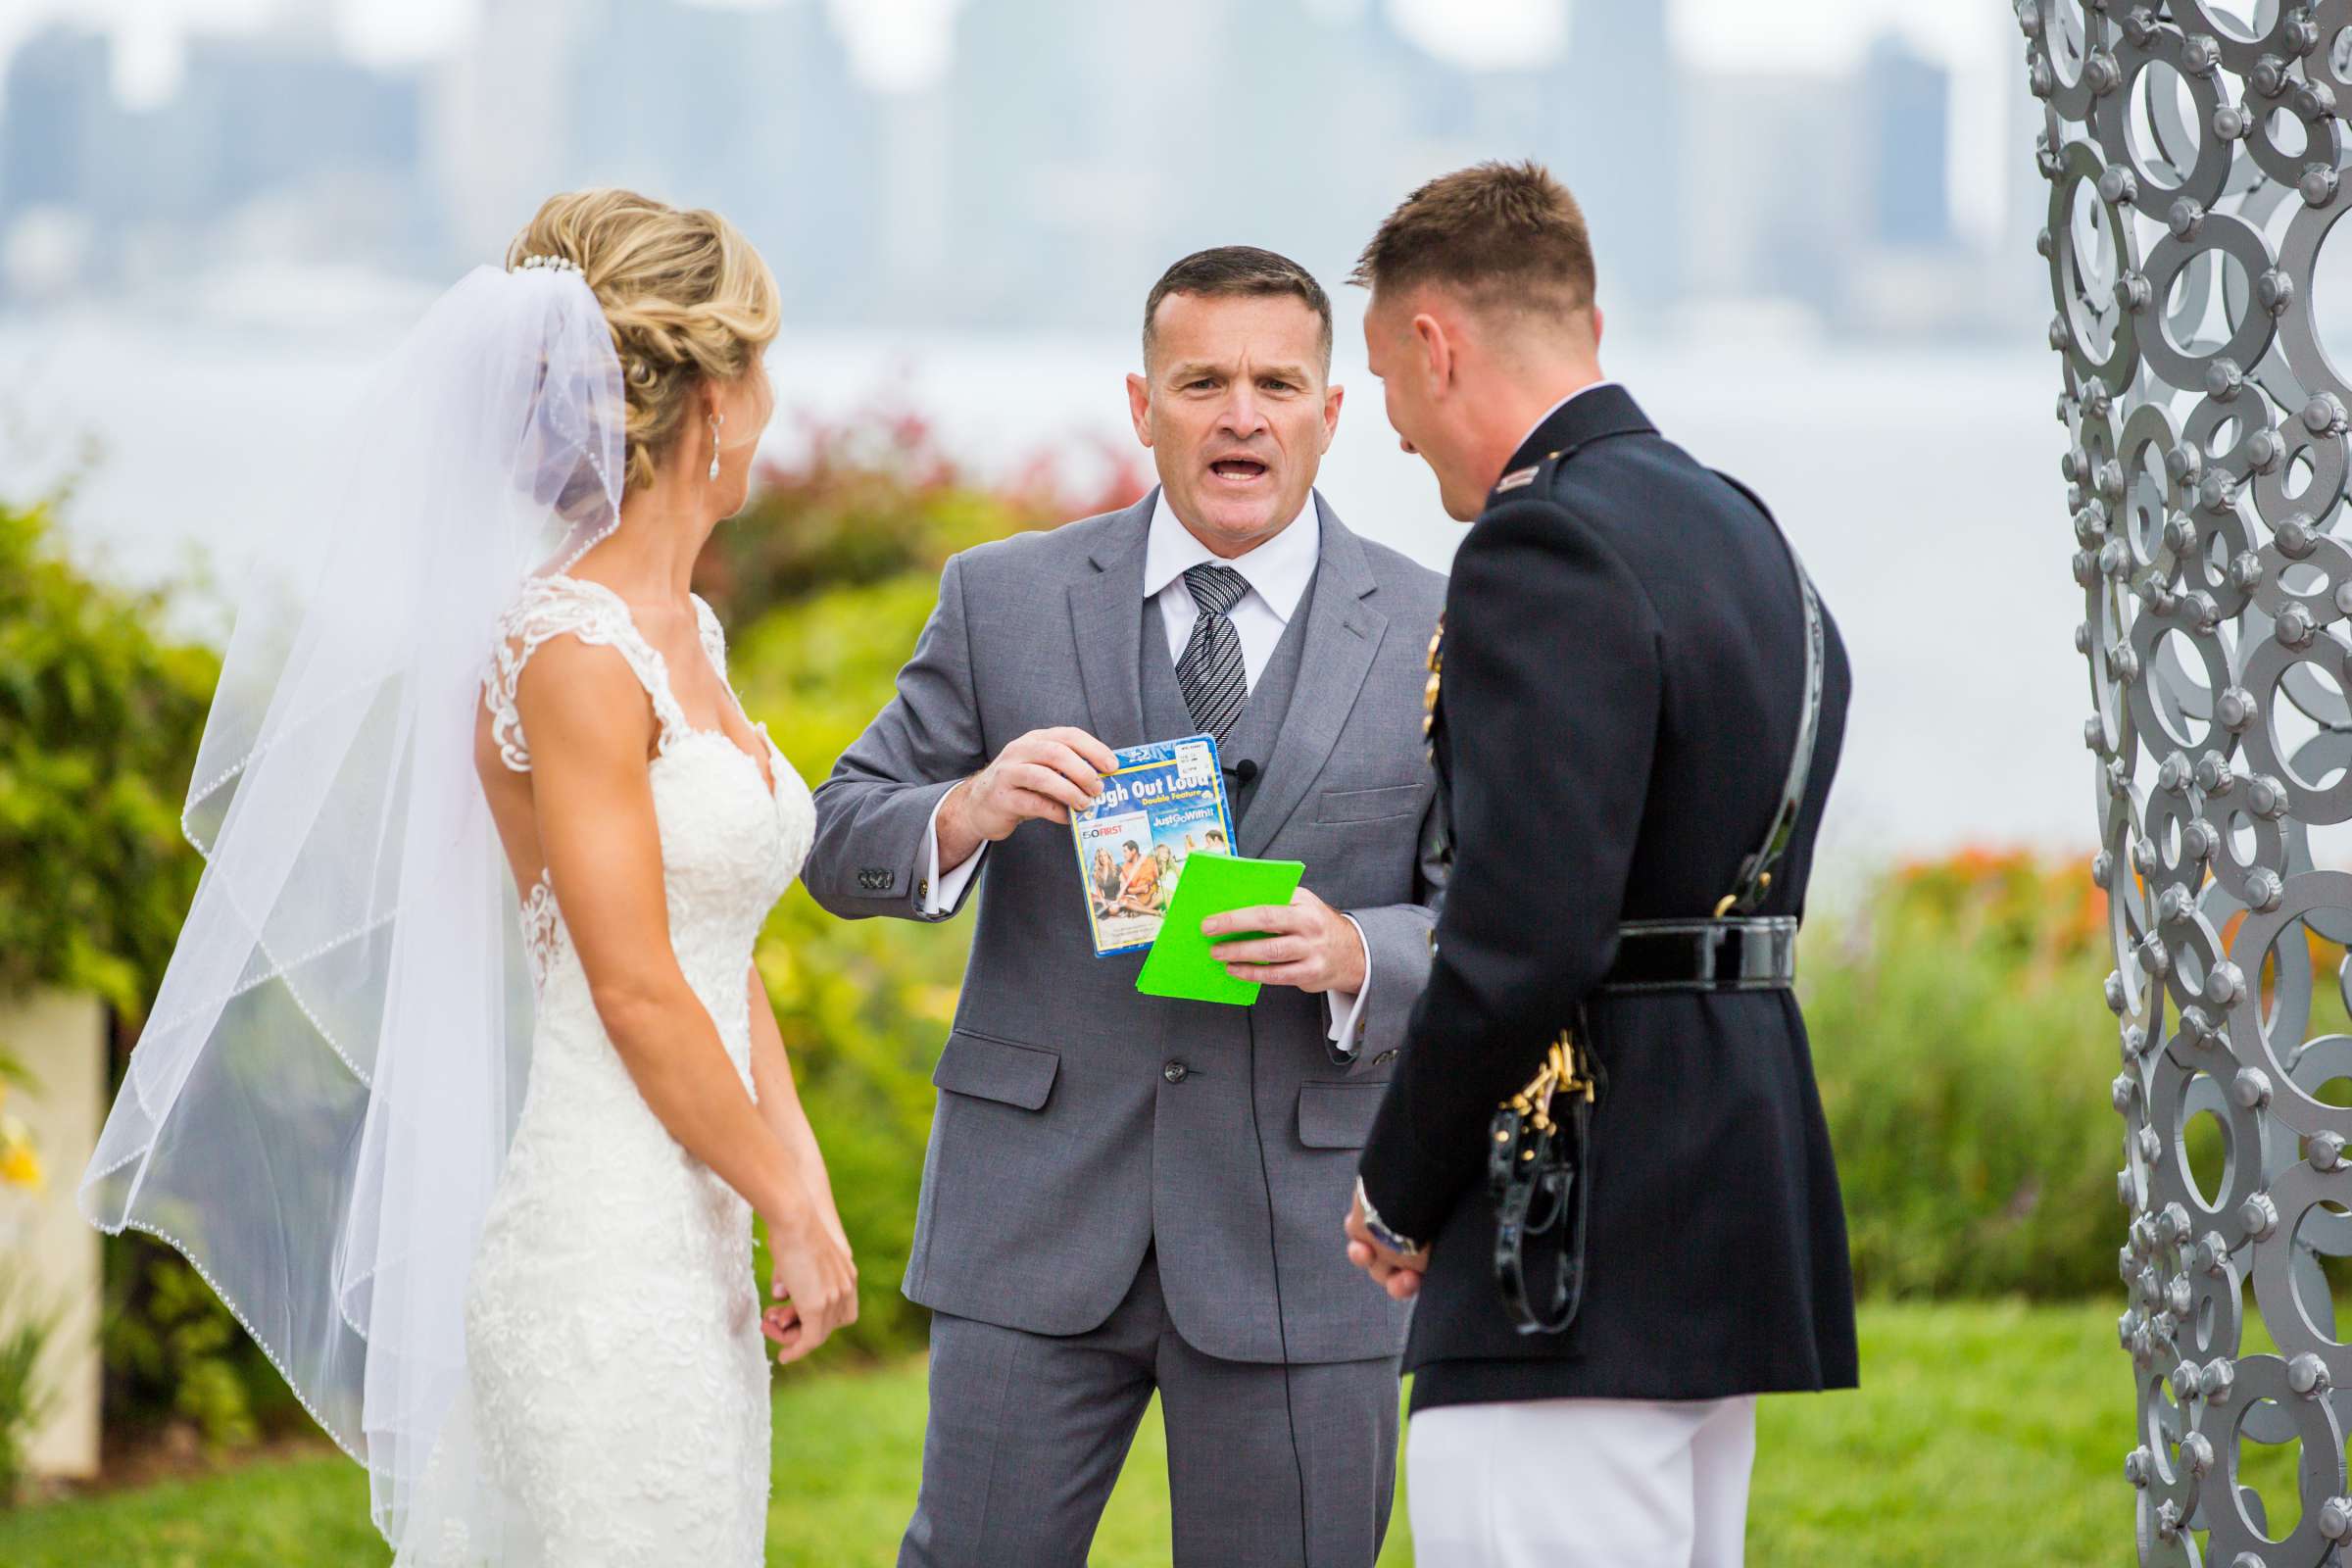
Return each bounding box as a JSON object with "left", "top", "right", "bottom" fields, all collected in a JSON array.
[
  {"left": 0, "top": 0, "right": 2018, "bottom": 341},
  {"left": 0, "top": 0, "right": 2013, "bottom": 238}
]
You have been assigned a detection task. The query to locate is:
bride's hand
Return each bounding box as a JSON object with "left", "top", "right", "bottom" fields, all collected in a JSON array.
[{"left": 760, "top": 1202, "right": 858, "bottom": 1366}]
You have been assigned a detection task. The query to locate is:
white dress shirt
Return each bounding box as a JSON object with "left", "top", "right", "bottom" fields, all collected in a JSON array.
[
  {"left": 1140, "top": 489, "right": 1320, "bottom": 676},
  {"left": 922, "top": 492, "right": 1372, "bottom": 1048}
]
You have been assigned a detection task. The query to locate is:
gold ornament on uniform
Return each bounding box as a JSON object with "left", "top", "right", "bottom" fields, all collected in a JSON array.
[
  {"left": 1494, "top": 1031, "right": 1595, "bottom": 1158},
  {"left": 1423, "top": 613, "right": 1446, "bottom": 758}
]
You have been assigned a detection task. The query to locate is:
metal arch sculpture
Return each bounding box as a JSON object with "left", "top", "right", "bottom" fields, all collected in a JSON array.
[{"left": 2024, "top": 3, "right": 2352, "bottom": 1562}]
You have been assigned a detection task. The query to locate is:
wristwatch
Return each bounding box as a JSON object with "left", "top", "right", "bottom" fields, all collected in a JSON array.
[{"left": 1355, "top": 1177, "right": 1422, "bottom": 1256}]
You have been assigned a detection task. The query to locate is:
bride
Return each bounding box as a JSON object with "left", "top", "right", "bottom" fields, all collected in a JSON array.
[{"left": 77, "top": 188, "right": 856, "bottom": 1564}]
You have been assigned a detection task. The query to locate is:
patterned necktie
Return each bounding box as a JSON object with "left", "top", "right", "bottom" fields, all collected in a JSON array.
[{"left": 1176, "top": 564, "right": 1250, "bottom": 742}]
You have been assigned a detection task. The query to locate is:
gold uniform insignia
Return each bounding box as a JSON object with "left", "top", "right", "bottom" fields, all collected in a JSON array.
[{"left": 1423, "top": 614, "right": 1446, "bottom": 750}]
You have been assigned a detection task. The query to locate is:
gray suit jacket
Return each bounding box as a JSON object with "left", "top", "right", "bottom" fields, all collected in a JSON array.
[{"left": 807, "top": 490, "right": 1446, "bottom": 1364}]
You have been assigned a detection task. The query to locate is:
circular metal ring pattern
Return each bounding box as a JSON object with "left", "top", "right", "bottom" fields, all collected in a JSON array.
[
  {"left": 2250, "top": 414, "right": 2350, "bottom": 526},
  {"left": 2098, "top": 24, "right": 2236, "bottom": 212},
  {"left": 2136, "top": 214, "right": 2279, "bottom": 390},
  {"left": 2034, "top": 0, "right": 2107, "bottom": 122},
  {"left": 2268, "top": 189, "right": 2352, "bottom": 408},
  {"left": 2229, "top": 872, "right": 2352, "bottom": 1140},
  {"left": 2183, "top": 385, "right": 2283, "bottom": 492},
  {"left": 2174, "top": 0, "right": 2300, "bottom": 75},
  {"left": 2030, "top": 9, "right": 2352, "bottom": 1559},
  {"left": 2047, "top": 137, "right": 2144, "bottom": 392},
  {"left": 2204, "top": 1353, "right": 2345, "bottom": 1566},
  {"left": 2305, "top": 0, "right": 2352, "bottom": 97},
  {"left": 2130, "top": 605, "right": 2236, "bottom": 759},
  {"left": 2242, "top": 81, "right": 2346, "bottom": 191},
  {"left": 2236, "top": 635, "right": 2352, "bottom": 822},
  {"left": 2119, "top": 401, "right": 2189, "bottom": 573}
]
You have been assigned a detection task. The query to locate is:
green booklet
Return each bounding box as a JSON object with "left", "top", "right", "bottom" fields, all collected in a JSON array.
[{"left": 1136, "top": 853, "right": 1306, "bottom": 1006}]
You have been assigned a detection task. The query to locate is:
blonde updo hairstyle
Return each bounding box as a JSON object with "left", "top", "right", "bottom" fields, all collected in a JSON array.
[{"left": 508, "top": 188, "right": 780, "bottom": 492}]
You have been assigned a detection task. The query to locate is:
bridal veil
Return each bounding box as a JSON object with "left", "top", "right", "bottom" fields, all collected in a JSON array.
[{"left": 77, "top": 262, "right": 625, "bottom": 1552}]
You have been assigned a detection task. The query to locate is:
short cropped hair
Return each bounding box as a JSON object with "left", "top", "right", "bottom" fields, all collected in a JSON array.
[
  {"left": 1143, "top": 245, "right": 1334, "bottom": 370},
  {"left": 1349, "top": 161, "right": 1596, "bottom": 317}
]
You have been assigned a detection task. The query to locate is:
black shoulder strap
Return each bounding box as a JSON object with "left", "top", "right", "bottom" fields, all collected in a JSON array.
[{"left": 1711, "top": 471, "right": 1825, "bottom": 919}]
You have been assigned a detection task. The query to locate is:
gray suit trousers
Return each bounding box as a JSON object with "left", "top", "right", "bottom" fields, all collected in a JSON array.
[{"left": 900, "top": 1249, "right": 1399, "bottom": 1568}]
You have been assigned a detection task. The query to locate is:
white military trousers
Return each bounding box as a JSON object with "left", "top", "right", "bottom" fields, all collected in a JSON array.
[{"left": 1405, "top": 1395, "right": 1759, "bottom": 1567}]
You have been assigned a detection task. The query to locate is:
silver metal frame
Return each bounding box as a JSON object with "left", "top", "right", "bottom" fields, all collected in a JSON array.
[{"left": 2024, "top": 4, "right": 2352, "bottom": 1562}]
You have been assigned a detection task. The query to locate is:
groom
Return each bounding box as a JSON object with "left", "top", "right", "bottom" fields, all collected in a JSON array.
[
  {"left": 1344, "top": 163, "right": 1857, "bottom": 1565},
  {"left": 807, "top": 246, "right": 1446, "bottom": 1566}
]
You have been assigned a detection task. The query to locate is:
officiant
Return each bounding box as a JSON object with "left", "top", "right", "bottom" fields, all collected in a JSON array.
[{"left": 806, "top": 246, "right": 1448, "bottom": 1568}]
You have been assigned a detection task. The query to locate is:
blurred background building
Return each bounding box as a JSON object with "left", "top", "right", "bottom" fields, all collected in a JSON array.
[{"left": 0, "top": 0, "right": 2019, "bottom": 343}]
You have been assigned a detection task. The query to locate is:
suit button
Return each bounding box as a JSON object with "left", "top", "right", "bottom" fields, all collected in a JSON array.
[
  {"left": 918, "top": 879, "right": 930, "bottom": 899},
  {"left": 1163, "top": 1060, "right": 1190, "bottom": 1084}
]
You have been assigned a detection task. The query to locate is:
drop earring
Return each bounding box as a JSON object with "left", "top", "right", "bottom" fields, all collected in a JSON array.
[{"left": 708, "top": 413, "right": 724, "bottom": 482}]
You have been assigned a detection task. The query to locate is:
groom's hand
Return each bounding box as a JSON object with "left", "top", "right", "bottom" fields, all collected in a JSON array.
[
  {"left": 1204, "top": 887, "right": 1367, "bottom": 995},
  {"left": 761, "top": 1201, "right": 858, "bottom": 1366},
  {"left": 1344, "top": 1188, "right": 1429, "bottom": 1300},
  {"left": 938, "top": 727, "right": 1117, "bottom": 863}
]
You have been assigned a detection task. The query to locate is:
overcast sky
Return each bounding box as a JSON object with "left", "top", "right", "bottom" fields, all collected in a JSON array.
[{"left": 0, "top": 0, "right": 2016, "bottom": 240}]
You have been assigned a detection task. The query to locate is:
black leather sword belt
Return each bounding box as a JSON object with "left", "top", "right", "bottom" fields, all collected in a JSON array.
[{"left": 1597, "top": 916, "right": 1798, "bottom": 993}]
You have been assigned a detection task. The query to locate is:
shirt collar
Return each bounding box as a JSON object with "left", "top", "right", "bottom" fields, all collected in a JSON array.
[
  {"left": 1507, "top": 378, "right": 1621, "bottom": 470},
  {"left": 1143, "top": 489, "right": 1321, "bottom": 623}
]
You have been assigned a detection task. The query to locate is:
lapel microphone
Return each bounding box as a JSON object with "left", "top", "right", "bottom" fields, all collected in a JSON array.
[{"left": 1224, "top": 759, "right": 1260, "bottom": 788}]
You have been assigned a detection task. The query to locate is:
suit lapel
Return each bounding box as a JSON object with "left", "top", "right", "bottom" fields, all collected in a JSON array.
[
  {"left": 1068, "top": 492, "right": 1154, "bottom": 750},
  {"left": 1243, "top": 493, "right": 1386, "bottom": 857}
]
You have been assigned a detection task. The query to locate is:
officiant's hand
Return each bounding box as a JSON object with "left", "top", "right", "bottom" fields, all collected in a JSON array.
[
  {"left": 938, "top": 727, "right": 1118, "bottom": 863},
  {"left": 1204, "top": 886, "right": 1367, "bottom": 994},
  {"left": 1344, "top": 1188, "right": 1429, "bottom": 1300}
]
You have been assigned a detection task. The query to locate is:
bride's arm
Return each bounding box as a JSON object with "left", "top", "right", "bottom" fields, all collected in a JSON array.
[
  {"left": 745, "top": 962, "right": 849, "bottom": 1255},
  {"left": 517, "top": 639, "right": 856, "bottom": 1355}
]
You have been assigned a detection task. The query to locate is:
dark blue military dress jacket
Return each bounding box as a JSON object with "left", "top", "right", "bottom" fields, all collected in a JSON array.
[{"left": 1357, "top": 382, "right": 1860, "bottom": 1409}]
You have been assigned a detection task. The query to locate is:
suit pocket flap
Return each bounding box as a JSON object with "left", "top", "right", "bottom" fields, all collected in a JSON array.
[
  {"left": 1316, "top": 783, "right": 1423, "bottom": 824},
  {"left": 1297, "top": 1080, "right": 1388, "bottom": 1149},
  {"left": 933, "top": 1029, "right": 1060, "bottom": 1111}
]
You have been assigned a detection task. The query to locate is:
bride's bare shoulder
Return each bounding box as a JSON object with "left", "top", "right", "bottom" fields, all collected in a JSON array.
[{"left": 479, "top": 589, "right": 661, "bottom": 781}]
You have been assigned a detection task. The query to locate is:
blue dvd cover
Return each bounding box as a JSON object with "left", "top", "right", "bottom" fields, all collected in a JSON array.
[{"left": 1069, "top": 733, "right": 1239, "bottom": 956}]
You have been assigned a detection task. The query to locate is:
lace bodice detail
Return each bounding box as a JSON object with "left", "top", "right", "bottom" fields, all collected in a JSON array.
[
  {"left": 396, "top": 574, "right": 810, "bottom": 1565},
  {"left": 483, "top": 575, "right": 732, "bottom": 772},
  {"left": 479, "top": 574, "right": 813, "bottom": 991}
]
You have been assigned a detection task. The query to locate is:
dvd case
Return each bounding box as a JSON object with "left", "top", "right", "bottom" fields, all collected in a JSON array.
[{"left": 1070, "top": 733, "right": 1239, "bottom": 956}]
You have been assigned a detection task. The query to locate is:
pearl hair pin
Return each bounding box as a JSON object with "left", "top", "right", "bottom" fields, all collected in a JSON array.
[{"left": 512, "top": 254, "right": 584, "bottom": 277}]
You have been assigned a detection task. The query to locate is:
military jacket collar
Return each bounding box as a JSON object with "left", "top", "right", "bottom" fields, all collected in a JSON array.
[{"left": 1490, "top": 382, "right": 1657, "bottom": 505}]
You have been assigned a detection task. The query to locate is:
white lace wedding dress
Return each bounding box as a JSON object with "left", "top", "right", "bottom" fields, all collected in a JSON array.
[{"left": 398, "top": 575, "right": 814, "bottom": 1566}]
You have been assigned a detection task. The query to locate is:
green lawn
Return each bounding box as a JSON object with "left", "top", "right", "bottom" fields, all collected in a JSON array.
[{"left": 1, "top": 1299, "right": 2133, "bottom": 1566}]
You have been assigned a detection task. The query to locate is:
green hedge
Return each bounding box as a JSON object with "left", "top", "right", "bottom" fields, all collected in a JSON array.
[
  {"left": 1802, "top": 850, "right": 2149, "bottom": 1300},
  {"left": 693, "top": 398, "right": 1146, "bottom": 626},
  {"left": 0, "top": 500, "right": 290, "bottom": 1451},
  {"left": 0, "top": 501, "right": 217, "bottom": 1012}
]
